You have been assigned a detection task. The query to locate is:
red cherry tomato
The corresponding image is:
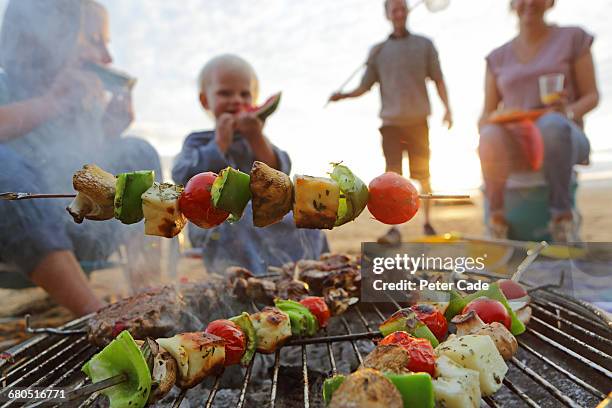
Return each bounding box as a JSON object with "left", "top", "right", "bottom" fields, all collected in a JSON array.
[
  {"left": 367, "top": 172, "right": 420, "bottom": 225},
  {"left": 497, "top": 280, "right": 528, "bottom": 300},
  {"left": 379, "top": 331, "right": 435, "bottom": 375},
  {"left": 205, "top": 319, "right": 246, "bottom": 366},
  {"left": 299, "top": 297, "right": 331, "bottom": 328},
  {"left": 462, "top": 297, "right": 511, "bottom": 329},
  {"left": 411, "top": 304, "right": 448, "bottom": 341},
  {"left": 179, "top": 172, "right": 229, "bottom": 228}
]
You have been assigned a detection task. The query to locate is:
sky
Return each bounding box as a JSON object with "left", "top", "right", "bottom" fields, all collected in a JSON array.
[{"left": 1, "top": 0, "right": 611, "bottom": 191}]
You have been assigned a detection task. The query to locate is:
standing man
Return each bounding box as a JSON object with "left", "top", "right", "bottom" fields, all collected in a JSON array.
[{"left": 329, "top": 0, "right": 452, "bottom": 242}]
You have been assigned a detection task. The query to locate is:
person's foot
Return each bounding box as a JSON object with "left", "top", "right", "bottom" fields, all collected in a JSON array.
[
  {"left": 487, "top": 213, "right": 508, "bottom": 239},
  {"left": 550, "top": 212, "right": 581, "bottom": 243},
  {"left": 423, "top": 223, "right": 437, "bottom": 236},
  {"left": 377, "top": 226, "right": 402, "bottom": 245}
]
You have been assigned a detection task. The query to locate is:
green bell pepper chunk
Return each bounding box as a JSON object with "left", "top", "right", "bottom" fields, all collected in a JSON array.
[
  {"left": 379, "top": 308, "right": 439, "bottom": 347},
  {"left": 82, "top": 330, "right": 151, "bottom": 408},
  {"left": 114, "top": 170, "right": 155, "bottom": 224},
  {"left": 323, "top": 375, "right": 346, "bottom": 405},
  {"left": 385, "top": 372, "right": 434, "bottom": 408},
  {"left": 229, "top": 312, "right": 257, "bottom": 366},
  {"left": 274, "top": 299, "right": 318, "bottom": 336},
  {"left": 444, "top": 283, "right": 526, "bottom": 335},
  {"left": 330, "top": 163, "right": 369, "bottom": 226},
  {"left": 444, "top": 289, "right": 467, "bottom": 321},
  {"left": 211, "top": 167, "right": 252, "bottom": 221}
]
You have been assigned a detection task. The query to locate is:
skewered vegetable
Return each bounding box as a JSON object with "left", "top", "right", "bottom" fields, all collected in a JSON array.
[
  {"left": 329, "top": 368, "right": 403, "bottom": 408},
  {"left": 229, "top": 312, "right": 257, "bottom": 366},
  {"left": 293, "top": 175, "right": 340, "bottom": 229},
  {"left": 379, "top": 331, "right": 436, "bottom": 376},
  {"left": 249, "top": 307, "right": 292, "bottom": 353},
  {"left": 156, "top": 332, "right": 225, "bottom": 389},
  {"left": 410, "top": 304, "right": 448, "bottom": 341},
  {"left": 329, "top": 163, "right": 369, "bottom": 226},
  {"left": 378, "top": 307, "right": 439, "bottom": 347},
  {"left": 114, "top": 170, "right": 155, "bottom": 224},
  {"left": 141, "top": 182, "right": 186, "bottom": 238},
  {"left": 205, "top": 319, "right": 246, "bottom": 366},
  {"left": 367, "top": 172, "right": 420, "bottom": 225},
  {"left": 452, "top": 311, "right": 518, "bottom": 360},
  {"left": 299, "top": 296, "right": 331, "bottom": 328},
  {"left": 179, "top": 172, "right": 229, "bottom": 228},
  {"left": 385, "top": 373, "right": 434, "bottom": 408},
  {"left": 323, "top": 374, "right": 346, "bottom": 404},
  {"left": 445, "top": 283, "right": 526, "bottom": 335},
  {"left": 82, "top": 331, "right": 152, "bottom": 408},
  {"left": 211, "top": 167, "right": 252, "bottom": 221},
  {"left": 249, "top": 161, "right": 293, "bottom": 227},
  {"left": 436, "top": 334, "right": 508, "bottom": 396},
  {"left": 463, "top": 297, "right": 511, "bottom": 329},
  {"left": 140, "top": 338, "right": 177, "bottom": 404},
  {"left": 67, "top": 164, "right": 116, "bottom": 223},
  {"left": 274, "top": 299, "right": 318, "bottom": 337},
  {"left": 432, "top": 355, "right": 480, "bottom": 408},
  {"left": 361, "top": 344, "right": 411, "bottom": 374}
]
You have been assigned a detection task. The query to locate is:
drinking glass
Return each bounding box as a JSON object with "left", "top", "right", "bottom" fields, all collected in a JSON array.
[{"left": 539, "top": 73, "right": 564, "bottom": 106}]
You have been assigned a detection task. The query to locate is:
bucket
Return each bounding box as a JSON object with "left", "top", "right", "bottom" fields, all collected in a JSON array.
[{"left": 484, "top": 171, "right": 578, "bottom": 242}]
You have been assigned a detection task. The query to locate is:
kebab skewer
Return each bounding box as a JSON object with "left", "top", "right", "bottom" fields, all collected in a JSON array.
[
  {"left": 1, "top": 162, "right": 470, "bottom": 239},
  {"left": 78, "top": 296, "right": 331, "bottom": 407}
]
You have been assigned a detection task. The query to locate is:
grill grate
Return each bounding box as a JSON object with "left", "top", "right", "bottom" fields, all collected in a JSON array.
[{"left": 0, "top": 288, "right": 610, "bottom": 407}]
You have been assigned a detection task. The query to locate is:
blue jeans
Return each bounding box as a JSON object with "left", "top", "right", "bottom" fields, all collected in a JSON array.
[
  {"left": 479, "top": 112, "right": 590, "bottom": 215},
  {"left": 0, "top": 136, "right": 161, "bottom": 280}
]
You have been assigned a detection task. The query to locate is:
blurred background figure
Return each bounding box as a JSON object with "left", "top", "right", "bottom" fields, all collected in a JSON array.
[
  {"left": 478, "top": 0, "right": 599, "bottom": 242},
  {"left": 0, "top": 0, "right": 162, "bottom": 315},
  {"left": 328, "top": 0, "right": 453, "bottom": 243}
]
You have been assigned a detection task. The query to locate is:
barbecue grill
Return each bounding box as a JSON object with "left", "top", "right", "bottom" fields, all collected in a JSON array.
[{"left": 0, "top": 278, "right": 610, "bottom": 407}]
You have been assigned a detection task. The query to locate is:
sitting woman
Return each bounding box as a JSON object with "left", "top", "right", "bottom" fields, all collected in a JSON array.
[
  {"left": 0, "top": 0, "right": 161, "bottom": 314},
  {"left": 478, "top": 0, "right": 599, "bottom": 242}
]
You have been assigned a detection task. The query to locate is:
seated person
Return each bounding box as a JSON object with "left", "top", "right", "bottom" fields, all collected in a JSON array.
[
  {"left": 172, "top": 54, "right": 329, "bottom": 274},
  {"left": 0, "top": 0, "right": 161, "bottom": 314},
  {"left": 478, "top": 0, "right": 598, "bottom": 242}
]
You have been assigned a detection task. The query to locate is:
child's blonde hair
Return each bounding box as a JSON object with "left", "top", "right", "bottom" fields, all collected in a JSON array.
[{"left": 197, "top": 54, "right": 260, "bottom": 103}]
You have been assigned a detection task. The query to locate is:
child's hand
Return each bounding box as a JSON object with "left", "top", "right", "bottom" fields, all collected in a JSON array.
[
  {"left": 236, "top": 112, "right": 264, "bottom": 142},
  {"left": 216, "top": 113, "right": 236, "bottom": 153}
]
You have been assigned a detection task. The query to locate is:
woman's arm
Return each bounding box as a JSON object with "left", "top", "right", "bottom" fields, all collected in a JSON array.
[
  {"left": 567, "top": 49, "right": 599, "bottom": 121},
  {"left": 0, "top": 96, "right": 58, "bottom": 142},
  {"left": 478, "top": 67, "right": 501, "bottom": 129}
]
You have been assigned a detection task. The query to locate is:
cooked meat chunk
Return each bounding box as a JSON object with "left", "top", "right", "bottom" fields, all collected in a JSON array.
[
  {"left": 329, "top": 368, "right": 403, "bottom": 408},
  {"left": 275, "top": 279, "right": 309, "bottom": 300},
  {"left": 361, "top": 344, "right": 410, "bottom": 374},
  {"left": 452, "top": 311, "right": 518, "bottom": 360}
]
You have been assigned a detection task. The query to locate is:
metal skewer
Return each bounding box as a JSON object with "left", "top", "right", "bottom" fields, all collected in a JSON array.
[
  {"left": 418, "top": 193, "right": 469, "bottom": 200},
  {"left": 0, "top": 192, "right": 76, "bottom": 201}
]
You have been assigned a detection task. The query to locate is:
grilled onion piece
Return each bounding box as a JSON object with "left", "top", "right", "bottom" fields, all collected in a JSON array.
[
  {"left": 67, "top": 164, "right": 116, "bottom": 223},
  {"left": 249, "top": 307, "right": 292, "bottom": 353},
  {"left": 157, "top": 332, "right": 225, "bottom": 389}
]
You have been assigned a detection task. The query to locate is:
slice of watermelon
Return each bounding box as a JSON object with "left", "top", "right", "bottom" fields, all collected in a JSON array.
[{"left": 246, "top": 92, "right": 281, "bottom": 121}]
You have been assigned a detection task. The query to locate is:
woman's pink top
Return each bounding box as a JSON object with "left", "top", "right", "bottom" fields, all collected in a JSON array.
[{"left": 486, "top": 25, "right": 594, "bottom": 111}]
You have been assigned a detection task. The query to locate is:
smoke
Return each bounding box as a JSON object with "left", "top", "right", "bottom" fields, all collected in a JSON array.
[{"left": 0, "top": 0, "right": 162, "bottom": 285}]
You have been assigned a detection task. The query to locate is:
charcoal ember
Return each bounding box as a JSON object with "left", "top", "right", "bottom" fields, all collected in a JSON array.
[
  {"left": 275, "top": 279, "right": 309, "bottom": 300},
  {"left": 87, "top": 286, "right": 202, "bottom": 347}
]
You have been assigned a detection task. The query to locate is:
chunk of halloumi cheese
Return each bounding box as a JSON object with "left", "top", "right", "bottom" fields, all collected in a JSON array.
[
  {"left": 141, "top": 182, "right": 186, "bottom": 238},
  {"left": 293, "top": 175, "right": 340, "bottom": 229},
  {"left": 436, "top": 335, "right": 507, "bottom": 396},
  {"left": 432, "top": 355, "right": 481, "bottom": 408},
  {"left": 157, "top": 332, "right": 225, "bottom": 388}
]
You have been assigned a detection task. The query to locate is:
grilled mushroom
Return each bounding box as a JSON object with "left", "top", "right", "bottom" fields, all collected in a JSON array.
[
  {"left": 452, "top": 311, "right": 518, "bottom": 360},
  {"left": 140, "top": 338, "right": 178, "bottom": 403},
  {"left": 329, "top": 368, "right": 403, "bottom": 408},
  {"left": 250, "top": 161, "right": 293, "bottom": 227},
  {"left": 66, "top": 164, "right": 116, "bottom": 223},
  {"left": 360, "top": 344, "right": 410, "bottom": 374}
]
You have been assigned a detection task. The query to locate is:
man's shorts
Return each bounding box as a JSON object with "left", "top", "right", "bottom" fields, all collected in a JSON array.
[{"left": 379, "top": 122, "right": 430, "bottom": 180}]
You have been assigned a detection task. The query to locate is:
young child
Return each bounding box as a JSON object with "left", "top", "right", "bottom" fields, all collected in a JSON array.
[{"left": 172, "top": 54, "right": 329, "bottom": 275}]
